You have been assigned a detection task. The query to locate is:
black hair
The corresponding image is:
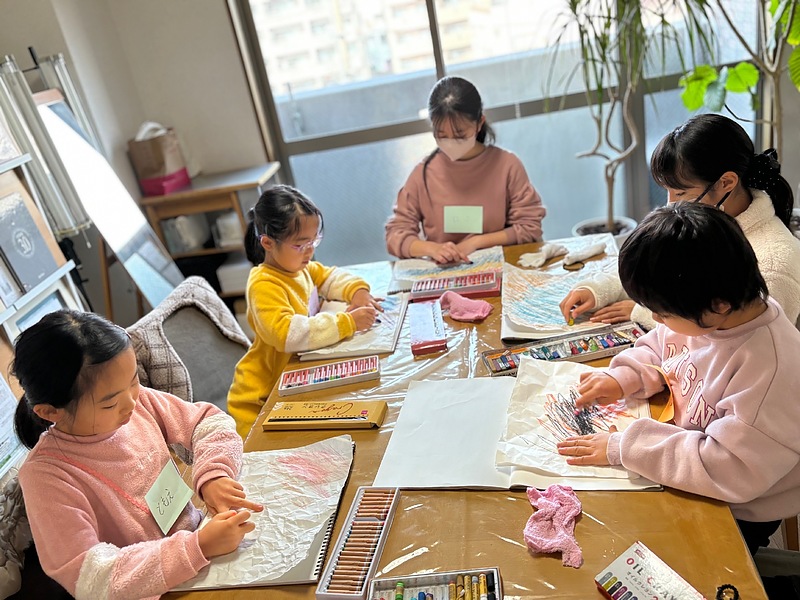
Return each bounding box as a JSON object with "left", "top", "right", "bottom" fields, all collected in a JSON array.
[
  {"left": 12, "top": 310, "right": 132, "bottom": 449},
  {"left": 619, "top": 202, "right": 767, "bottom": 328},
  {"left": 422, "top": 76, "right": 496, "bottom": 192},
  {"left": 244, "top": 184, "right": 324, "bottom": 265},
  {"left": 650, "top": 113, "right": 794, "bottom": 227}
]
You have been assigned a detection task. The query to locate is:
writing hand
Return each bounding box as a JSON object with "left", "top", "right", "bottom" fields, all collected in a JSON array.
[
  {"left": 200, "top": 476, "right": 264, "bottom": 516},
  {"left": 575, "top": 371, "right": 623, "bottom": 409},
  {"left": 559, "top": 288, "right": 596, "bottom": 323}
]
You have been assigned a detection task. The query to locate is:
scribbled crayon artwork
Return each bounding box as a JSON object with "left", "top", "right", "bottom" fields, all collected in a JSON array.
[
  {"left": 497, "top": 356, "right": 649, "bottom": 481},
  {"left": 502, "top": 233, "right": 619, "bottom": 335}
]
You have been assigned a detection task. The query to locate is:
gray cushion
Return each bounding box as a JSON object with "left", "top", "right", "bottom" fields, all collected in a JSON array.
[{"left": 163, "top": 307, "right": 246, "bottom": 413}]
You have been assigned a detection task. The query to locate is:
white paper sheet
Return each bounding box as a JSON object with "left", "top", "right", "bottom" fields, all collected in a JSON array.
[
  {"left": 496, "top": 357, "right": 653, "bottom": 484},
  {"left": 373, "top": 375, "right": 659, "bottom": 491},
  {"left": 298, "top": 293, "right": 408, "bottom": 360},
  {"left": 173, "top": 435, "right": 354, "bottom": 591},
  {"left": 373, "top": 378, "right": 515, "bottom": 489}
]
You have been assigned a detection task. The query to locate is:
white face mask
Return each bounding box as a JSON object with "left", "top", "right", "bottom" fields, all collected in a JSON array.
[{"left": 436, "top": 135, "right": 477, "bottom": 161}]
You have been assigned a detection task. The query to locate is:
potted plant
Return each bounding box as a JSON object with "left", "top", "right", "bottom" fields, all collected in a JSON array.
[{"left": 550, "top": 0, "right": 716, "bottom": 240}]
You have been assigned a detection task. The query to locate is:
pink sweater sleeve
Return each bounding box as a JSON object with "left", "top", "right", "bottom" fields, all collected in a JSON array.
[
  {"left": 20, "top": 462, "right": 208, "bottom": 600},
  {"left": 503, "top": 157, "right": 545, "bottom": 244},
  {"left": 139, "top": 388, "right": 243, "bottom": 495},
  {"left": 605, "top": 329, "right": 668, "bottom": 399},
  {"left": 385, "top": 175, "right": 424, "bottom": 258}
]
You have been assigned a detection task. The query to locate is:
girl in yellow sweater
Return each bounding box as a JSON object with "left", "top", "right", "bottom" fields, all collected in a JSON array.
[{"left": 228, "top": 185, "right": 381, "bottom": 438}]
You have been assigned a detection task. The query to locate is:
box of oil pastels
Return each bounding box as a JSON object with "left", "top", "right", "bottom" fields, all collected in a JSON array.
[
  {"left": 481, "top": 321, "right": 646, "bottom": 377},
  {"left": 316, "top": 487, "right": 401, "bottom": 600},
  {"left": 368, "top": 568, "right": 503, "bottom": 600}
]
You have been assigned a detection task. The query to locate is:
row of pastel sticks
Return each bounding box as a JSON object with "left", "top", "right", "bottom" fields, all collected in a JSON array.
[
  {"left": 483, "top": 324, "right": 645, "bottom": 375},
  {"left": 368, "top": 569, "right": 501, "bottom": 600},
  {"left": 412, "top": 272, "right": 496, "bottom": 292},
  {"left": 279, "top": 356, "right": 381, "bottom": 396},
  {"left": 317, "top": 487, "right": 400, "bottom": 599}
]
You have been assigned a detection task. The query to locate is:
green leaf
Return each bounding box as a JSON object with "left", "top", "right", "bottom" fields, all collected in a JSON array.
[
  {"left": 680, "top": 65, "right": 718, "bottom": 111},
  {"left": 788, "top": 3, "right": 800, "bottom": 45},
  {"left": 789, "top": 46, "right": 800, "bottom": 92},
  {"left": 704, "top": 81, "right": 727, "bottom": 112},
  {"left": 725, "top": 62, "right": 760, "bottom": 92},
  {"left": 679, "top": 64, "right": 718, "bottom": 87}
]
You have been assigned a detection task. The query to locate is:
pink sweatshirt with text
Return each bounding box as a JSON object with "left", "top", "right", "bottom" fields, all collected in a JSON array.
[
  {"left": 604, "top": 298, "right": 800, "bottom": 522},
  {"left": 385, "top": 145, "right": 546, "bottom": 258},
  {"left": 18, "top": 387, "right": 243, "bottom": 600}
]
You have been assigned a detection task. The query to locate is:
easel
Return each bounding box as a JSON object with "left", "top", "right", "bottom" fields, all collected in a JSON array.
[{"left": 97, "top": 236, "right": 146, "bottom": 323}]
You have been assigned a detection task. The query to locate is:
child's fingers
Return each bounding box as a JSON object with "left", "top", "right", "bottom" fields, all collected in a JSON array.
[
  {"left": 240, "top": 521, "right": 256, "bottom": 534},
  {"left": 235, "top": 498, "right": 264, "bottom": 512}
]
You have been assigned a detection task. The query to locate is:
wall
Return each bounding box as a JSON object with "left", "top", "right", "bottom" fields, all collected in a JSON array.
[{"left": 779, "top": 55, "right": 800, "bottom": 202}]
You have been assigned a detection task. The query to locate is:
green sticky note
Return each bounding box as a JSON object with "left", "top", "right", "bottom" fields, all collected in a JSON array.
[
  {"left": 145, "top": 459, "right": 195, "bottom": 535},
  {"left": 443, "top": 206, "right": 483, "bottom": 234}
]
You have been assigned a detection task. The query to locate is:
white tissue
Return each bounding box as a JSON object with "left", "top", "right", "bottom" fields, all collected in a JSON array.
[
  {"left": 563, "top": 243, "right": 606, "bottom": 265},
  {"left": 518, "top": 243, "right": 568, "bottom": 268},
  {"left": 134, "top": 121, "right": 169, "bottom": 141}
]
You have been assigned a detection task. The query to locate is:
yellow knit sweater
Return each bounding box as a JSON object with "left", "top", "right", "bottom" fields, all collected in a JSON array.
[{"left": 227, "top": 261, "right": 369, "bottom": 438}]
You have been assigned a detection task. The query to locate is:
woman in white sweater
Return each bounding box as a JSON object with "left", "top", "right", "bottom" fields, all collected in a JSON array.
[{"left": 560, "top": 114, "right": 800, "bottom": 330}]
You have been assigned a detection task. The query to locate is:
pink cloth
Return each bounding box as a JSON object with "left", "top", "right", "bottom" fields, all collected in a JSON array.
[
  {"left": 385, "top": 145, "right": 546, "bottom": 258},
  {"left": 524, "top": 485, "right": 583, "bottom": 568},
  {"left": 439, "top": 291, "right": 493, "bottom": 321},
  {"left": 19, "top": 387, "right": 243, "bottom": 599}
]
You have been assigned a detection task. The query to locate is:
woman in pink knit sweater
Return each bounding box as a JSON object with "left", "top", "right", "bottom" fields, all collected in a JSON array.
[
  {"left": 14, "top": 310, "right": 263, "bottom": 599},
  {"left": 385, "top": 76, "right": 546, "bottom": 264}
]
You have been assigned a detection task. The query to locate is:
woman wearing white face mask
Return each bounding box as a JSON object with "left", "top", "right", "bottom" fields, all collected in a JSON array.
[{"left": 385, "top": 76, "right": 546, "bottom": 264}]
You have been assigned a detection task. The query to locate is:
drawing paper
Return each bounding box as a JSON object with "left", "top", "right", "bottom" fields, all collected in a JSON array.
[
  {"left": 172, "top": 435, "right": 353, "bottom": 591},
  {"left": 502, "top": 233, "right": 618, "bottom": 340},
  {"left": 389, "top": 245, "right": 504, "bottom": 293},
  {"left": 373, "top": 373, "right": 658, "bottom": 491},
  {"left": 298, "top": 293, "right": 408, "bottom": 361}
]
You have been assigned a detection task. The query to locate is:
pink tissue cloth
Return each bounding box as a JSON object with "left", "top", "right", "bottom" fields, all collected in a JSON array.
[
  {"left": 438, "top": 291, "right": 493, "bottom": 322},
  {"left": 524, "top": 485, "right": 583, "bottom": 568}
]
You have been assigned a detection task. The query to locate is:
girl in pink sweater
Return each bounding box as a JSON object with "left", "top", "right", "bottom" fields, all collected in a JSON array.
[
  {"left": 15, "top": 310, "right": 263, "bottom": 599},
  {"left": 556, "top": 202, "right": 800, "bottom": 557},
  {"left": 385, "top": 76, "right": 546, "bottom": 264}
]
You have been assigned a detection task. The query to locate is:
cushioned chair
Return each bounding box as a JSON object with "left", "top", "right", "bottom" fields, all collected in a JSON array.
[{"left": 127, "top": 276, "right": 250, "bottom": 413}]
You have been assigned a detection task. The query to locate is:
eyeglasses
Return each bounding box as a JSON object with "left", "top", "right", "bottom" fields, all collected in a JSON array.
[
  {"left": 285, "top": 233, "right": 323, "bottom": 253},
  {"left": 692, "top": 179, "right": 731, "bottom": 209}
]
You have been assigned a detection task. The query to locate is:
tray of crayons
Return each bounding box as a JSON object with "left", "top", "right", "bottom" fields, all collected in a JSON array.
[
  {"left": 410, "top": 271, "right": 501, "bottom": 302},
  {"left": 278, "top": 355, "right": 381, "bottom": 396},
  {"left": 482, "top": 322, "right": 646, "bottom": 377},
  {"left": 316, "top": 487, "right": 400, "bottom": 600},
  {"left": 368, "top": 567, "right": 503, "bottom": 600}
]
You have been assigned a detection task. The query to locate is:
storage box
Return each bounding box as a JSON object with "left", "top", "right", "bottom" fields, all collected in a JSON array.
[
  {"left": 217, "top": 252, "right": 252, "bottom": 294},
  {"left": 127, "top": 128, "right": 190, "bottom": 196}
]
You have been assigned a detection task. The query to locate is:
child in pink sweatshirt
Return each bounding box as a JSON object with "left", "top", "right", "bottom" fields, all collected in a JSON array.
[
  {"left": 14, "top": 310, "right": 263, "bottom": 599},
  {"left": 556, "top": 202, "right": 800, "bottom": 557}
]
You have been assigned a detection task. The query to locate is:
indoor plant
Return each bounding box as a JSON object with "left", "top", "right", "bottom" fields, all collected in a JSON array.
[{"left": 551, "top": 0, "right": 716, "bottom": 237}]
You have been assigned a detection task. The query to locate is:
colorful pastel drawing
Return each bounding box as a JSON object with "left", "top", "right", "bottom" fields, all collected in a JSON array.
[{"left": 391, "top": 245, "right": 504, "bottom": 284}]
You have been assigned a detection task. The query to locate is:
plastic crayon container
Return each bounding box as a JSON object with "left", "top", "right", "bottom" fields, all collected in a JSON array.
[
  {"left": 482, "top": 322, "right": 646, "bottom": 377},
  {"left": 316, "top": 487, "right": 401, "bottom": 600},
  {"left": 367, "top": 567, "right": 502, "bottom": 600}
]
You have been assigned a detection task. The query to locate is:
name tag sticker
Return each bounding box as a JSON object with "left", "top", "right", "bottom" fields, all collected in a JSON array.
[
  {"left": 443, "top": 206, "right": 483, "bottom": 234},
  {"left": 145, "top": 460, "right": 194, "bottom": 535}
]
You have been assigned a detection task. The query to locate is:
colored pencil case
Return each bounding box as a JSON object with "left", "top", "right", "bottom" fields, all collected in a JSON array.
[{"left": 278, "top": 355, "right": 381, "bottom": 396}]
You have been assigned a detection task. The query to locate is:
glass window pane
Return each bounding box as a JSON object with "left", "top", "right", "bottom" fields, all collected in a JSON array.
[
  {"left": 248, "top": 0, "right": 437, "bottom": 139},
  {"left": 437, "top": 0, "right": 589, "bottom": 106}
]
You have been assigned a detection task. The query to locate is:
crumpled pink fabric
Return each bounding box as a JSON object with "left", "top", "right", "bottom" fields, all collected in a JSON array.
[
  {"left": 524, "top": 485, "right": 583, "bottom": 568},
  {"left": 439, "top": 291, "right": 493, "bottom": 322}
]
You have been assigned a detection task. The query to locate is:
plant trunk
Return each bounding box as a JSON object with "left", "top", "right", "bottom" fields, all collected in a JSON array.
[{"left": 773, "top": 71, "right": 782, "bottom": 159}]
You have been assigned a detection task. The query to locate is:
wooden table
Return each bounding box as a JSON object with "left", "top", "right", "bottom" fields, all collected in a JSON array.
[{"left": 166, "top": 244, "right": 767, "bottom": 600}]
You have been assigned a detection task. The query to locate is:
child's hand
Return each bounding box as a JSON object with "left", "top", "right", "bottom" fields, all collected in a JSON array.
[
  {"left": 559, "top": 289, "right": 596, "bottom": 322},
  {"left": 429, "top": 242, "right": 471, "bottom": 265},
  {"left": 575, "top": 372, "right": 623, "bottom": 409},
  {"left": 200, "top": 476, "right": 264, "bottom": 516},
  {"left": 455, "top": 236, "right": 481, "bottom": 257},
  {"left": 348, "top": 289, "right": 384, "bottom": 312},
  {"left": 556, "top": 426, "right": 618, "bottom": 466},
  {"left": 197, "top": 509, "right": 255, "bottom": 558},
  {"left": 590, "top": 300, "right": 635, "bottom": 324},
  {"left": 350, "top": 306, "right": 378, "bottom": 331}
]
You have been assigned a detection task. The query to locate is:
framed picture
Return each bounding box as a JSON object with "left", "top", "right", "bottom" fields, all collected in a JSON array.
[{"left": 2, "top": 276, "right": 81, "bottom": 343}]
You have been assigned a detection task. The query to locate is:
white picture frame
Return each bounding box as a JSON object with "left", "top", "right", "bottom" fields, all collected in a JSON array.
[{"left": 2, "top": 276, "right": 81, "bottom": 343}]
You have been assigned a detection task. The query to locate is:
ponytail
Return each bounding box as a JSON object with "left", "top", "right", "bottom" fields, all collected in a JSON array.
[
  {"left": 245, "top": 209, "right": 265, "bottom": 265},
  {"left": 14, "top": 395, "right": 50, "bottom": 450},
  {"left": 744, "top": 148, "right": 793, "bottom": 228}
]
